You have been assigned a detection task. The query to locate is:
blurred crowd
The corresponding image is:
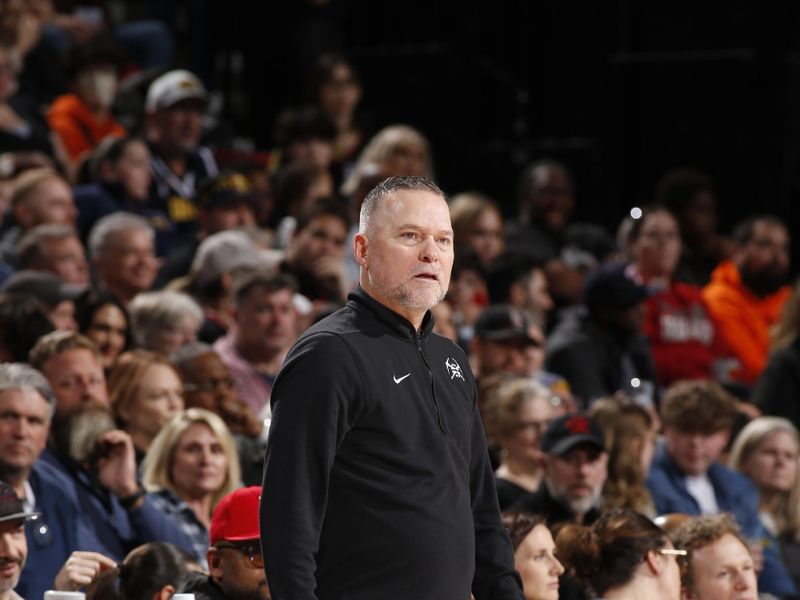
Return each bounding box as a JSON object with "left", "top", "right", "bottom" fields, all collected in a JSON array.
[{"left": 0, "top": 2, "right": 799, "bottom": 600}]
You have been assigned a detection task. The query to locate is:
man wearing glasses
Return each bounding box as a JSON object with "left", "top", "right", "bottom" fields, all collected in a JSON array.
[{"left": 178, "top": 486, "right": 270, "bottom": 600}]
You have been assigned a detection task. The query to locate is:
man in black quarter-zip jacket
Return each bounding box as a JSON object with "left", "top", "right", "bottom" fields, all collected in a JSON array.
[{"left": 261, "top": 176, "right": 523, "bottom": 600}]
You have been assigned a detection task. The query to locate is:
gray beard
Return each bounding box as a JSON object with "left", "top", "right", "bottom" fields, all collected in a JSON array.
[{"left": 544, "top": 478, "right": 603, "bottom": 518}]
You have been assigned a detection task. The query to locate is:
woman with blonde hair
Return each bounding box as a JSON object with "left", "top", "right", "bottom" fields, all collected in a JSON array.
[
  {"left": 107, "top": 350, "right": 184, "bottom": 460},
  {"left": 449, "top": 192, "right": 505, "bottom": 268},
  {"left": 340, "top": 124, "right": 432, "bottom": 197},
  {"left": 141, "top": 408, "right": 241, "bottom": 569},
  {"left": 589, "top": 395, "right": 657, "bottom": 516},
  {"left": 729, "top": 416, "right": 800, "bottom": 588},
  {"left": 482, "top": 378, "right": 560, "bottom": 510},
  {"left": 754, "top": 280, "right": 800, "bottom": 425}
]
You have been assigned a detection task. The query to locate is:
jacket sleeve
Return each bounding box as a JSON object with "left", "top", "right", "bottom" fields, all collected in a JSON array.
[
  {"left": 260, "top": 333, "right": 364, "bottom": 600},
  {"left": 123, "top": 494, "right": 196, "bottom": 553},
  {"left": 469, "top": 394, "right": 525, "bottom": 600}
]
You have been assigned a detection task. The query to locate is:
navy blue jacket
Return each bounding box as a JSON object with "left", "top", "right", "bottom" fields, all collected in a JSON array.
[{"left": 261, "top": 287, "right": 523, "bottom": 600}]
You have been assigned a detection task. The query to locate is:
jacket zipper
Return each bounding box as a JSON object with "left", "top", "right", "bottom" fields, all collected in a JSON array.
[{"left": 417, "top": 333, "right": 446, "bottom": 434}]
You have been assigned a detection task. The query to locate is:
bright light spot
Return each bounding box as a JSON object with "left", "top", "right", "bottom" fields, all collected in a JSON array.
[
  {"left": 630, "top": 207, "right": 642, "bottom": 219},
  {"left": 630, "top": 378, "right": 641, "bottom": 388}
]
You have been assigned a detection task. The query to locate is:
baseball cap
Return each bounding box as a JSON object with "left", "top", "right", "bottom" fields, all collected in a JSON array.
[
  {"left": 474, "top": 305, "right": 538, "bottom": 345},
  {"left": 210, "top": 486, "right": 260, "bottom": 544},
  {"left": 1, "top": 270, "right": 85, "bottom": 308},
  {"left": 0, "top": 481, "right": 38, "bottom": 524},
  {"left": 189, "top": 230, "right": 279, "bottom": 288},
  {"left": 146, "top": 69, "right": 207, "bottom": 112},
  {"left": 197, "top": 172, "right": 254, "bottom": 211},
  {"left": 582, "top": 261, "right": 649, "bottom": 310},
  {"left": 540, "top": 414, "right": 605, "bottom": 456}
]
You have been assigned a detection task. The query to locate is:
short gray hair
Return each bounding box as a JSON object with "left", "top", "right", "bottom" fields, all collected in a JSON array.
[
  {"left": 88, "top": 213, "right": 153, "bottom": 258},
  {"left": 129, "top": 290, "right": 203, "bottom": 348},
  {"left": 0, "top": 363, "right": 56, "bottom": 418},
  {"left": 359, "top": 176, "right": 444, "bottom": 235},
  {"left": 16, "top": 223, "right": 79, "bottom": 270},
  {"left": 171, "top": 341, "right": 214, "bottom": 370}
]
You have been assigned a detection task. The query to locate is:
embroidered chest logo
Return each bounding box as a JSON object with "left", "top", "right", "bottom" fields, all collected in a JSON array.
[{"left": 445, "top": 357, "right": 465, "bottom": 381}]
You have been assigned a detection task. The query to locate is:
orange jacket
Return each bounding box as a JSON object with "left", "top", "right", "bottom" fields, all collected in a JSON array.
[
  {"left": 701, "top": 259, "right": 790, "bottom": 386},
  {"left": 47, "top": 94, "right": 126, "bottom": 161}
]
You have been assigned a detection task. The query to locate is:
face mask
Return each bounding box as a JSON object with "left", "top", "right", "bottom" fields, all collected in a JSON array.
[{"left": 79, "top": 69, "right": 117, "bottom": 109}]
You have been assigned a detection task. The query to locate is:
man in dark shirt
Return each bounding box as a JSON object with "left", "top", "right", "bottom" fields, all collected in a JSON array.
[
  {"left": 514, "top": 413, "right": 607, "bottom": 528},
  {"left": 261, "top": 176, "right": 523, "bottom": 600}
]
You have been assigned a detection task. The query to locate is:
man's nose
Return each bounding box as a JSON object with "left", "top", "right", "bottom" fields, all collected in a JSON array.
[{"left": 418, "top": 236, "right": 439, "bottom": 263}]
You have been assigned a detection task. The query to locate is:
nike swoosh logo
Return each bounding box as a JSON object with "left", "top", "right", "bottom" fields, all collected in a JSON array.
[{"left": 393, "top": 373, "right": 411, "bottom": 384}]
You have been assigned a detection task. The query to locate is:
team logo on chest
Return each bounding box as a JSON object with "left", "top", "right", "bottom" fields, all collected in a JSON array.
[{"left": 445, "top": 357, "right": 465, "bottom": 381}]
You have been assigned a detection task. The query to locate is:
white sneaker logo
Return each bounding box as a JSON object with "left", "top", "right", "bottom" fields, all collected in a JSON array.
[{"left": 393, "top": 373, "right": 411, "bottom": 384}]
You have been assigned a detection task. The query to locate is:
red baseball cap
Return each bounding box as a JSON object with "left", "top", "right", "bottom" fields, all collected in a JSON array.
[{"left": 210, "top": 486, "right": 261, "bottom": 544}]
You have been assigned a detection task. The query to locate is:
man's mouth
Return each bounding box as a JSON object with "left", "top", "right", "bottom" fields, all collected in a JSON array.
[{"left": 413, "top": 273, "right": 439, "bottom": 282}]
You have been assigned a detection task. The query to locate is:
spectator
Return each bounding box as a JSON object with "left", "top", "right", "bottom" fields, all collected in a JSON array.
[
  {"left": 545, "top": 261, "right": 657, "bottom": 407},
  {"left": 273, "top": 106, "right": 336, "bottom": 171},
  {"left": 16, "top": 223, "right": 89, "bottom": 286},
  {"left": 0, "top": 42, "right": 58, "bottom": 161},
  {"left": 214, "top": 272, "right": 299, "bottom": 417},
  {"left": 702, "top": 215, "right": 791, "bottom": 387},
  {"left": 280, "top": 197, "right": 349, "bottom": 305},
  {"left": 557, "top": 509, "right": 682, "bottom": 600},
  {"left": 0, "top": 363, "right": 73, "bottom": 600},
  {"left": 129, "top": 290, "right": 202, "bottom": 357},
  {"left": 0, "top": 293, "right": 54, "bottom": 362},
  {"left": 655, "top": 167, "right": 733, "bottom": 286},
  {"left": 46, "top": 36, "right": 126, "bottom": 169},
  {"left": 471, "top": 305, "right": 543, "bottom": 381},
  {"left": 646, "top": 380, "right": 796, "bottom": 597},
  {"left": 304, "top": 53, "right": 366, "bottom": 180},
  {"left": 270, "top": 162, "right": 334, "bottom": 249},
  {"left": 156, "top": 171, "right": 257, "bottom": 287},
  {"left": 74, "top": 136, "right": 175, "bottom": 255},
  {"left": 68, "top": 542, "right": 195, "bottom": 600},
  {"left": 450, "top": 192, "right": 505, "bottom": 268},
  {"left": 589, "top": 396, "right": 657, "bottom": 516},
  {"left": 89, "top": 212, "right": 158, "bottom": 304},
  {"left": 486, "top": 250, "right": 554, "bottom": 329},
  {"left": 1, "top": 270, "right": 82, "bottom": 331},
  {"left": 511, "top": 159, "right": 575, "bottom": 256},
  {"left": 177, "top": 486, "right": 271, "bottom": 600},
  {"left": 514, "top": 413, "right": 608, "bottom": 528},
  {"left": 753, "top": 278, "right": 800, "bottom": 426},
  {"left": 141, "top": 408, "right": 241, "bottom": 569},
  {"left": 185, "top": 229, "right": 278, "bottom": 344},
  {"left": 341, "top": 124, "right": 433, "bottom": 197},
  {"left": 728, "top": 417, "right": 800, "bottom": 589},
  {"left": 74, "top": 291, "right": 131, "bottom": 370},
  {"left": 0, "top": 168, "right": 76, "bottom": 265},
  {"left": 29, "top": 330, "right": 108, "bottom": 420},
  {"left": 623, "top": 205, "right": 732, "bottom": 387},
  {"left": 669, "top": 514, "right": 758, "bottom": 600},
  {"left": 173, "top": 343, "right": 265, "bottom": 486},
  {"left": 500, "top": 513, "right": 564, "bottom": 600},
  {"left": 144, "top": 69, "right": 218, "bottom": 242},
  {"left": 107, "top": 350, "right": 185, "bottom": 459},
  {"left": 483, "top": 378, "right": 560, "bottom": 510},
  {"left": 0, "top": 480, "right": 37, "bottom": 600}
]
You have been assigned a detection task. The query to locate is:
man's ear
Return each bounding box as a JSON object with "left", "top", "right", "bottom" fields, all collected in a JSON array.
[
  {"left": 354, "top": 232, "right": 368, "bottom": 268},
  {"left": 156, "top": 584, "right": 176, "bottom": 600},
  {"left": 207, "top": 547, "right": 222, "bottom": 578},
  {"left": 644, "top": 549, "right": 662, "bottom": 575}
]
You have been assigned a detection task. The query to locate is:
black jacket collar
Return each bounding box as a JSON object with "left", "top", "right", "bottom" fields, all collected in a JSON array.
[{"left": 348, "top": 286, "right": 434, "bottom": 342}]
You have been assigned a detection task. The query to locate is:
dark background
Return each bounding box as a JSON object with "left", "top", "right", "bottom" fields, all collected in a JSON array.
[{"left": 178, "top": 1, "right": 799, "bottom": 239}]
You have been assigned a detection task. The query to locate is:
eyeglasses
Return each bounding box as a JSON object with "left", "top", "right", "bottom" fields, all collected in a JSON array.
[
  {"left": 215, "top": 542, "right": 263, "bottom": 569},
  {"left": 183, "top": 377, "right": 236, "bottom": 393},
  {"left": 515, "top": 420, "right": 552, "bottom": 436},
  {"left": 659, "top": 548, "right": 687, "bottom": 557}
]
